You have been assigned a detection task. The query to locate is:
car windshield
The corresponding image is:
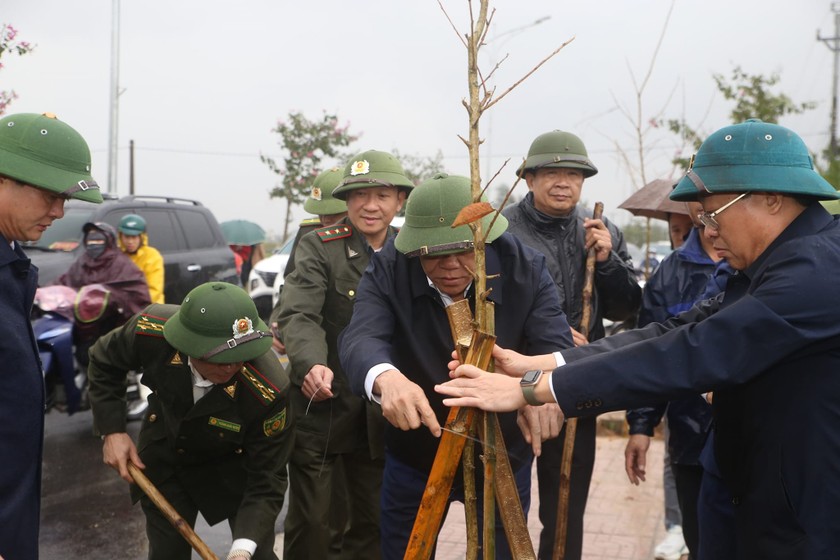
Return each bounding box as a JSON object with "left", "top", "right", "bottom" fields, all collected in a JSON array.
[{"left": 25, "top": 207, "right": 95, "bottom": 251}]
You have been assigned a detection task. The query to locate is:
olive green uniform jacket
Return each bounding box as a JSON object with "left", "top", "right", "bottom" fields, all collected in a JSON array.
[
  {"left": 88, "top": 304, "right": 293, "bottom": 542},
  {"left": 277, "top": 218, "right": 392, "bottom": 458}
]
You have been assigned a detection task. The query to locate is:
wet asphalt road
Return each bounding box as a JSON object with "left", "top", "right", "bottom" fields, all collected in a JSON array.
[{"left": 39, "top": 409, "right": 286, "bottom": 559}]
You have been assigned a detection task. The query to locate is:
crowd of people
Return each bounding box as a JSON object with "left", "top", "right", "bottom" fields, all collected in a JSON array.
[{"left": 3, "top": 109, "right": 840, "bottom": 560}]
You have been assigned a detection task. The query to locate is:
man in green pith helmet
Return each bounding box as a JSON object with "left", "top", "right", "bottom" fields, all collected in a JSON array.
[
  {"left": 268, "top": 166, "right": 350, "bottom": 554},
  {"left": 284, "top": 166, "right": 349, "bottom": 278},
  {"left": 276, "top": 150, "right": 412, "bottom": 559},
  {"left": 0, "top": 112, "right": 103, "bottom": 559},
  {"left": 502, "top": 129, "right": 642, "bottom": 560},
  {"left": 88, "top": 281, "right": 293, "bottom": 560},
  {"left": 270, "top": 166, "right": 349, "bottom": 353}
]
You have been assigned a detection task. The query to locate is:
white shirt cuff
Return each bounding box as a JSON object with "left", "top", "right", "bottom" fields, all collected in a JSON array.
[
  {"left": 365, "top": 363, "right": 397, "bottom": 404},
  {"left": 229, "top": 538, "right": 256, "bottom": 556},
  {"left": 548, "top": 353, "right": 565, "bottom": 404}
]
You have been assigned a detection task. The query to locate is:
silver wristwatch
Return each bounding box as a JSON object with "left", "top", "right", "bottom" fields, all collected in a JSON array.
[{"left": 520, "top": 369, "right": 544, "bottom": 406}]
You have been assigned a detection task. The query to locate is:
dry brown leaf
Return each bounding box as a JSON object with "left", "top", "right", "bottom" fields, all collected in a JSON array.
[{"left": 452, "top": 202, "right": 494, "bottom": 228}]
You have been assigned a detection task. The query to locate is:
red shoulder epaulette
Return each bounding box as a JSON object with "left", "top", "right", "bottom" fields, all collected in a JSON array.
[{"left": 315, "top": 224, "right": 352, "bottom": 243}]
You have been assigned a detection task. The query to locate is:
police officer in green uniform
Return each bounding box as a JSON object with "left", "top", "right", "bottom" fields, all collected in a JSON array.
[
  {"left": 88, "top": 282, "right": 293, "bottom": 560},
  {"left": 276, "top": 150, "right": 413, "bottom": 559},
  {"left": 284, "top": 166, "right": 349, "bottom": 278}
]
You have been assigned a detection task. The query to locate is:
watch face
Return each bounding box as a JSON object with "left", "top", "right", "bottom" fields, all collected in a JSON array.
[{"left": 522, "top": 370, "right": 541, "bottom": 384}]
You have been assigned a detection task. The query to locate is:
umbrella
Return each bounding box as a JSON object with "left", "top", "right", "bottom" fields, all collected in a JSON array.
[
  {"left": 618, "top": 178, "right": 689, "bottom": 221},
  {"left": 220, "top": 219, "right": 266, "bottom": 246}
]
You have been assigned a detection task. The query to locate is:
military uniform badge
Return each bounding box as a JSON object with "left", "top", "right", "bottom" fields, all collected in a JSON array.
[
  {"left": 209, "top": 416, "right": 241, "bottom": 433},
  {"left": 350, "top": 159, "right": 370, "bottom": 176},
  {"left": 263, "top": 409, "right": 287, "bottom": 437},
  {"left": 232, "top": 317, "right": 254, "bottom": 339}
]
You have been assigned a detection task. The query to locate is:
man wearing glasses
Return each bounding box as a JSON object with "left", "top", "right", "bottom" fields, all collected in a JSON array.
[{"left": 437, "top": 119, "right": 840, "bottom": 559}]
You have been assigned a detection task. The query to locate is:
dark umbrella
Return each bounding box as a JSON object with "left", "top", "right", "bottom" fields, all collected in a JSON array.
[
  {"left": 220, "top": 220, "right": 266, "bottom": 246},
  {"left": 618, "top": 178, "right": 689, "bottom": 221}
]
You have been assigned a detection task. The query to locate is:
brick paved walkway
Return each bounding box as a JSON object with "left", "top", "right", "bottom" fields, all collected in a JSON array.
[
  {"left": 273, "top": 431, "right": 669, "bottom": 559},
  {"left": 435, "top": 433, "right": 668, "bottom": 560}
]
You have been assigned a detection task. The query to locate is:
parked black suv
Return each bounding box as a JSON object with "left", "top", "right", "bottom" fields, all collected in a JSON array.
[{"left": 25, "top": 195, "right": 239, "bottom": 304}]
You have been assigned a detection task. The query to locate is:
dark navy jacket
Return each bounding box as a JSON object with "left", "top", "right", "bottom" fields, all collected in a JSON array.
[
  {"left": 626, "top": 228, "right": 718, "bottom": 464},
  {"left": 551, "top": 204, "right": 840, "bottom": 559},
  {"left": 503, "top": 193, "right": 641, "bottom": 339},
  {"left": 0, "top": 236, "right": 43, "bottom": 560},
  {"left": 340, "top": 232, "right": 574, "bottom": 475}
]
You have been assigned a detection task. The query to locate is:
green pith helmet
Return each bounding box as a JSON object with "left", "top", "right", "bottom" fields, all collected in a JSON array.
[
  {"left": 394, "top": 173, "right": 508, "bottom": 257},
  {"left": 303, "top": 167, "right": 348, "bottom": 215},
  {"left": 332, "top": 149, "right": 415, "bottom": 200},
  {"left": 0, "top": 112, "right": 103, "bottom": 203},
  {"left": 516, "top": 130, "right": 598, "bottom": 178},
  {"left": 118, "top": 213, "right": 147, "bottom": 236},
  {"left": 671, "top": 119, "right": 840, "bottom": 202},
  {"left": 163, "top": 282, "right": 272, "bottom": 363}
]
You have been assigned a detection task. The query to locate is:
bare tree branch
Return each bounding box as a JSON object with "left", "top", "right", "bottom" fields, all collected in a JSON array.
[{"left": 484, "top": 37, "right": 575, "bottom": 113}]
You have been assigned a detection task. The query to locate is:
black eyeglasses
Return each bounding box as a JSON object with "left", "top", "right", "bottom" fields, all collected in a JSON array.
[{"left": 697, "top": 193, "right": 750, "bottom": 230}]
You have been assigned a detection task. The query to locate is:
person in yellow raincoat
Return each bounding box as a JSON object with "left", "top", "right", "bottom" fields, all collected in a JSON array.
[{"left": 118, "top": 213, "right": 165, "bottom": 304}]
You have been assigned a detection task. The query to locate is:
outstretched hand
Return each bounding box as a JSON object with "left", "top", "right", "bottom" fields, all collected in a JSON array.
[
  {"left": 447, "top": 345, "right": 555, "bottom": 379},
  {"left": 435, "top": 364, "right": 525, "bottom": 412}
]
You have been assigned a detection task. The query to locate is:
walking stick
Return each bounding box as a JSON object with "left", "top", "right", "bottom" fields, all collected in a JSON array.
[
  {"left": 553, "top": 202, "right": 603, "bottom": 560},
  {"left": 127, "top": 463, "right": 220, "bottom": 560}
]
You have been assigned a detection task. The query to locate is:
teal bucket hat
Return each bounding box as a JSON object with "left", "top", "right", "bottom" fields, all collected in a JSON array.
[
  {"left": 671, "top": 119, "right": 839, "bottom": 202},
  {"left": 0, "top": 112, "right": 103, "bottom": 203},
  {"left": 394, "top": 173, "right": 508, "bottom": 257}
]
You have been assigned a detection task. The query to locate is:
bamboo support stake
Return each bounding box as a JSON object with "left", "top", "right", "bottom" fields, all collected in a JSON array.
[
  {"left": 404, "top": 307, "right": 495, "bottom": 560},
  {"left": 127, "top": 463, "right": 219, "bottom": 560},
  {"left": 475, "top": 413, "right": 536, "bottom": 559},
  {"left": 553, "top": 202, "right": 603, "bottom": 560},
  {"left": 482, "top": 409, "right": 495, "bottom": 559},
  {"left": 464, "top": 435, "right": 479, "bottom": 560},
  {"left": 404, "top": 299, "right": 535, "bottom": 559}
]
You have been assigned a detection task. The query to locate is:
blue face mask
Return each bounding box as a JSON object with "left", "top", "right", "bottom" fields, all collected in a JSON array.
[{"left": 84, "top": 232, "right": 107, "bottom": 259}]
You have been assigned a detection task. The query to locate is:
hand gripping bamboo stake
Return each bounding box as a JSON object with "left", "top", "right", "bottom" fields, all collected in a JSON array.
[
  {"left": 404, "top": 299, "right": 535, "bottom": 560},
  {"left": 553, "top": 202, "right": 604, "bottom": 560},
  {"left": 127, "top": 463, "right": 219, "bottom": 560}
]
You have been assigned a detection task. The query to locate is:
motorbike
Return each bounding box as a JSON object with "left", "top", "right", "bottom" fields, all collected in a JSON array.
[
  {"left": 33, "top": 285, "right": 145, "bottom": 417},
  {"left": 33, "top": 286, "right": 87, "bottom": 414}
]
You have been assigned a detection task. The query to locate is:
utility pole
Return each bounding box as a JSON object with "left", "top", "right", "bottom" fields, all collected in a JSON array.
[
  {"left": 107, "top": 0, "right": 121, "bottom": 194},
  {"left": 818, "top": 3, "right": 840, "bottom": 159},
  {"left": 129, "top": 139, "right": 135, "bottom": 195}
]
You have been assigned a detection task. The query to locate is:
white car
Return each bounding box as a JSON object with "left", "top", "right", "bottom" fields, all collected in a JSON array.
[{"left": 248, "top": 237, "right": 294, "bottom": 320}]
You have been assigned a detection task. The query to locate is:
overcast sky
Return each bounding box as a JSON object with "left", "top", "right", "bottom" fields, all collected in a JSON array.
[{"left": 3, "top": 0, "right": 836, "bottom": 239}]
